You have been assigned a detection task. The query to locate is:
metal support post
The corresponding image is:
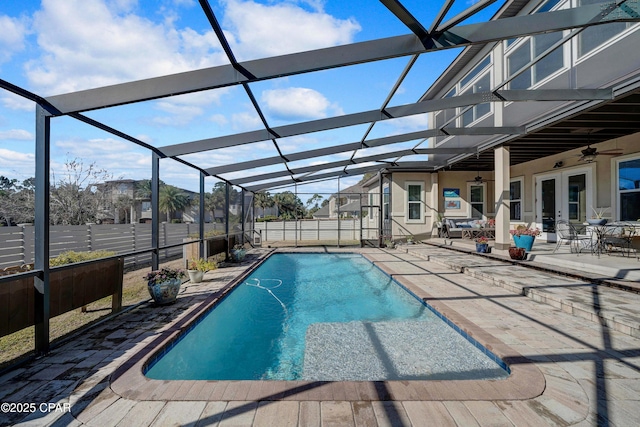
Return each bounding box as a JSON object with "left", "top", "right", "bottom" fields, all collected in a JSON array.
[
  {"left": 337, "top": 177, "right": 341, "bottom": 247},
  {"left": 34, "top": 105, "right": 51, "bottom": 355},
  {"left": 378, "top": 172, "right": 383, "bottom": 247},
  {"left": 151, "top": 153, "right": 160, "bottom": 270},
  {"left": 225, "top": 182, "right": 230, "bottom": 260},
  {"left": 241, "top": 189, "right": 245, "bottom": 246},
  {"left": 199, "top": 172, "right": 205, "bottom": 258}
]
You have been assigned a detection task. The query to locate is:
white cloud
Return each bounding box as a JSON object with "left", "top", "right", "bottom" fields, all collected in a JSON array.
[
  {"left": 0, "top": 148, "right": 35, "bottom": 164},
  {"left": 0, "top": 129, "right": 33, "bottom": 141},
  {"left": 262, "top": 87, "right": 333, "bottom": 120},
  {"left": 209, "top": 114, "right": 228, "bottom": 126},
  {"left": 53, "top": 137, "right": 150, "bottom": 179},
  {"left": 222, "top": 0, "right": 360, "bottom": 60},
  {"left": 231, "top": 111, "right": 262, "bottom": 131},
  {"left": 1, "top": 93, "right": 34, "bottom": 112},
  {"left": 0, "top": 148, "right": 36, "bottom": 179},
  {"left": 26, "top": 0, "right": 227, "bottom": 95},
  {"left": 0, "top": 15, "right": 27, "bottom": 65}
]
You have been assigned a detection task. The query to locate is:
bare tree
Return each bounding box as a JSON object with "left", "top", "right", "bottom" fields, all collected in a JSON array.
[{"left": 49, "top": 158, "right": 112, "bottom": 225}]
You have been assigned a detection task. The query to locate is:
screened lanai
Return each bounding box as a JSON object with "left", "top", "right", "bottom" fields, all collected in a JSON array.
[{"left": 2, "top": 0, "right": 640, "bottom": 354}]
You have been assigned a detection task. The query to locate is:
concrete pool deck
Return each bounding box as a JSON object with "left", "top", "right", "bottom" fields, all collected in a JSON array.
[{"left": 1, "top": 246, "right": 639, "bottom": 426}]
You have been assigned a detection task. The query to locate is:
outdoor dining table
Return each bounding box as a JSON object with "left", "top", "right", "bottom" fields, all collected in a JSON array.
[{"left": 586, "top": 222, "right": 639, "bottom": 257}]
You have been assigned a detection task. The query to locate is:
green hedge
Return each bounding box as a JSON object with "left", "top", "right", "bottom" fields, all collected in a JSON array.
[{"left": 49, "top": 250, "right": 117, "bottom": 267}]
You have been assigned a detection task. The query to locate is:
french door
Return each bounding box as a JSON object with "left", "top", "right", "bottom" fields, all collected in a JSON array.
[{"left": 535, "top": 167, "right": 592, "bottom": 242}]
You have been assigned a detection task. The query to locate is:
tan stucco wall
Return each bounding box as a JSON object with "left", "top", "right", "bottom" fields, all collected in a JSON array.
[
  {"left": 436, "top": 171, "right": 496, "bottom": 220},
  {"left": 388, "top": 172, "right": 433, "bottom": 240}
]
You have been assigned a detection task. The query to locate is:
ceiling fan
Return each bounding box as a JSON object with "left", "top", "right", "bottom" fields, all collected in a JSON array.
[
  {"left": 578, "top": 145, "right": 622, "bottom": 163},
  {"left": 467, "top": 172, "right": 494, "bottom": 184}
]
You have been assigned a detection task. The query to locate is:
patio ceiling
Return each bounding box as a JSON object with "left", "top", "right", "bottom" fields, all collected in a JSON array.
[
  {"left": 4, "top": 0, "right": 640, "bottom": 192},
  {"left": 446, "top": 91, "right": 640, "bottom": 171}
]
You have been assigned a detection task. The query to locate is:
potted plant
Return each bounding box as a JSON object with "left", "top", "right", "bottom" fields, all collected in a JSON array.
[
  {"left": 588, "top": 207, "right": 609, "bottom": 225},
  {"left": 231, "top": 244, "right": 247, "bottom": 262},
  {"left": 475, "top": 236, "right": 490, "bottom": 253},
  {"left": 406, "top": 235, "right": 415, "bottom": 244},
  {"left": 508, "top": 246, "right": 527, "bottom": 260},
  {"left": 144, "top": 267, "right": 186, "bottom": 305},
  {"left": 510, "top": 226, "right": 541, "bottom": 252},
  {"left": 187, "top": 258, "right": 217, "bottom": 283}
]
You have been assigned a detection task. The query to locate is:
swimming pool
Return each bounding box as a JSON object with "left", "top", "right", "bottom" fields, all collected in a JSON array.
[{"left": 145, "top": 253, "right": 509, "bottom": 381}]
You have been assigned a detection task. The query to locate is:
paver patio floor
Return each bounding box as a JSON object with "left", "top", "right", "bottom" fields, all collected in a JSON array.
[{"left": 1, "top": 247, "right": 639, "bottom": 426}]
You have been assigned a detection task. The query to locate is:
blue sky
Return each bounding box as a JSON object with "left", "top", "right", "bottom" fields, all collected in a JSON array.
[{"left": 0, "top": 0, "right": 501, "bottom": 197}]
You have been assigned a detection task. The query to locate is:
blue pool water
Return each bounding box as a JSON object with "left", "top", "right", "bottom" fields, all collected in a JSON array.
[{"left": 145, "top": 253, "right": 508, "bottom": 381}]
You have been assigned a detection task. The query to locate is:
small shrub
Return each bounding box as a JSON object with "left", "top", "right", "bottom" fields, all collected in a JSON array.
[
  {"left": 256, "top": 215, "right": 279, "bottom": 222},
  {"left": 49, "top": 250, "right": 116, "bottom": 267}
]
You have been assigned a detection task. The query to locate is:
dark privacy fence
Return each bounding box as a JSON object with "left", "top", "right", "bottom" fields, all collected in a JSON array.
[{"left": 0, "top": 223, "right": 222, "bottom": 270}]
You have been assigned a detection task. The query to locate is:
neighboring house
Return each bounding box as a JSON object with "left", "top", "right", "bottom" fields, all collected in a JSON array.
[
  {"left": 98, "top": 180, "right": 214, "bottom": 224},
  {"left": 362, "top": 0, "right": 640, "bottom": 247},
  {"left": 310, "top": 204, "right": 330, "bottom": 219},
  {"left": 313, "top": 184, "right": 366, "bottom": 219}
]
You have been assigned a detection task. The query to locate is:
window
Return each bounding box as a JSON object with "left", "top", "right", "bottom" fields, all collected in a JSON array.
[
  {"left": 383, "top": 186, "right": 389, "bottom": 220},
  {"left": 618, "top": 157, "right": 640, "bottom": 221},
  {"left": 461, "top": 56, "right": 491, "bottom": 88},
  {"left": 406, "top": 183, "right": 423, "bottom": 221},
  {"left": 510, "top": 179, "right": 523, "bottom": 221},
  {"left": 507, "top": 32, "right": 563, "bottom": 89},
  {"left": 142, "top": 201, "right": 151, "bottom": 211},
  {"left": 568, "top": 174, "right": 586, "bottom": 223},
  {"left": 469, "top": 184, "right": 485, "bottom": 219},
  {"left": 462, "top": 73, "right": 491, "bottom": 126},
  {"left": 578, "top": 0, "right": 631, "bottom": 57}
]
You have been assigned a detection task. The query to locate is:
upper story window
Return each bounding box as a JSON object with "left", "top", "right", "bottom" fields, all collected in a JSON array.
[
  {"left": 578, "top": 0, "right": 633, "bottom": 57},
  {"left": 462, "top": 73, "right": 491, "bottom": 126},
  {"left": 507, "top": 31, "right": 564, "bottom": 89},
  {"left": 461, "top": 57, "right": 491, "bottom": 88}
]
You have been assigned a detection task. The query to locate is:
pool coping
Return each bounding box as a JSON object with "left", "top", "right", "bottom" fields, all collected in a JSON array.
[{"left": 109, "top": 249, "right": 545, "bottom": 402}]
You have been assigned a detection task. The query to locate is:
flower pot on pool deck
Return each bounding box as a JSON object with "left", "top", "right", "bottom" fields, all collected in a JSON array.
[
  {"left": 148, "top": 278, "right": 182, "bottom": 305},
  {"left": 476, "top": 243, "right": 489, "bottom": 253},
  {"left": 509, "top": 247, "right": 527, "bottom": 260},
  {"left": 187, "top": 270, "right": 205, "bottom": 283},
  {"left": 513, "top": 235, "right": 536, "bottom": 252}
]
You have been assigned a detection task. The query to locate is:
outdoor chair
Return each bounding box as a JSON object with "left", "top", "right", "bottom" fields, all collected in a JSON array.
[
  {"left": 601, "top": 224, "right": 636, "bottom": 257},
  {"left": 553, "top": 220, "right": 592, "bottom": 254}
]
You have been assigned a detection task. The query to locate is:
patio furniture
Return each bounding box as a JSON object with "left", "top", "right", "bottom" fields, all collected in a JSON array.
[
  {"left": 601, "top": 223, "right": 637, "bottom": 258},
  {"left": 443, "top": 218, "right": 492, "bottom": 239},
  {"left": 553, "top": 220, "right": 592, "bottom": 254},
  {"left": 462, "top": 228, "right": 495, "bottom": 240}
]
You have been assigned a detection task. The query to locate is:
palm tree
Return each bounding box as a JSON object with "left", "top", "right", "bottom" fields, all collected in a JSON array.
[
  {"left": 254, "top": 191, "right": 275, "bottom": 217},
  {"left": 159, "top": 185, "right": 189, "bottom": 222}
]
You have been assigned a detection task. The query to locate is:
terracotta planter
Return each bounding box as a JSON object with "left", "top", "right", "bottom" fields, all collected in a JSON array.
[
  {"left": 148, "top": 278, "right": 181, "bottom": 305},
  {"left": 509, "top": 247, "right": 527, "bottom": 260}
]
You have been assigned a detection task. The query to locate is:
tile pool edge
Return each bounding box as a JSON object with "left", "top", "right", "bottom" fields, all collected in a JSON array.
[{"left": 109, "top": 248, "right": 545, "bottom": 402}]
